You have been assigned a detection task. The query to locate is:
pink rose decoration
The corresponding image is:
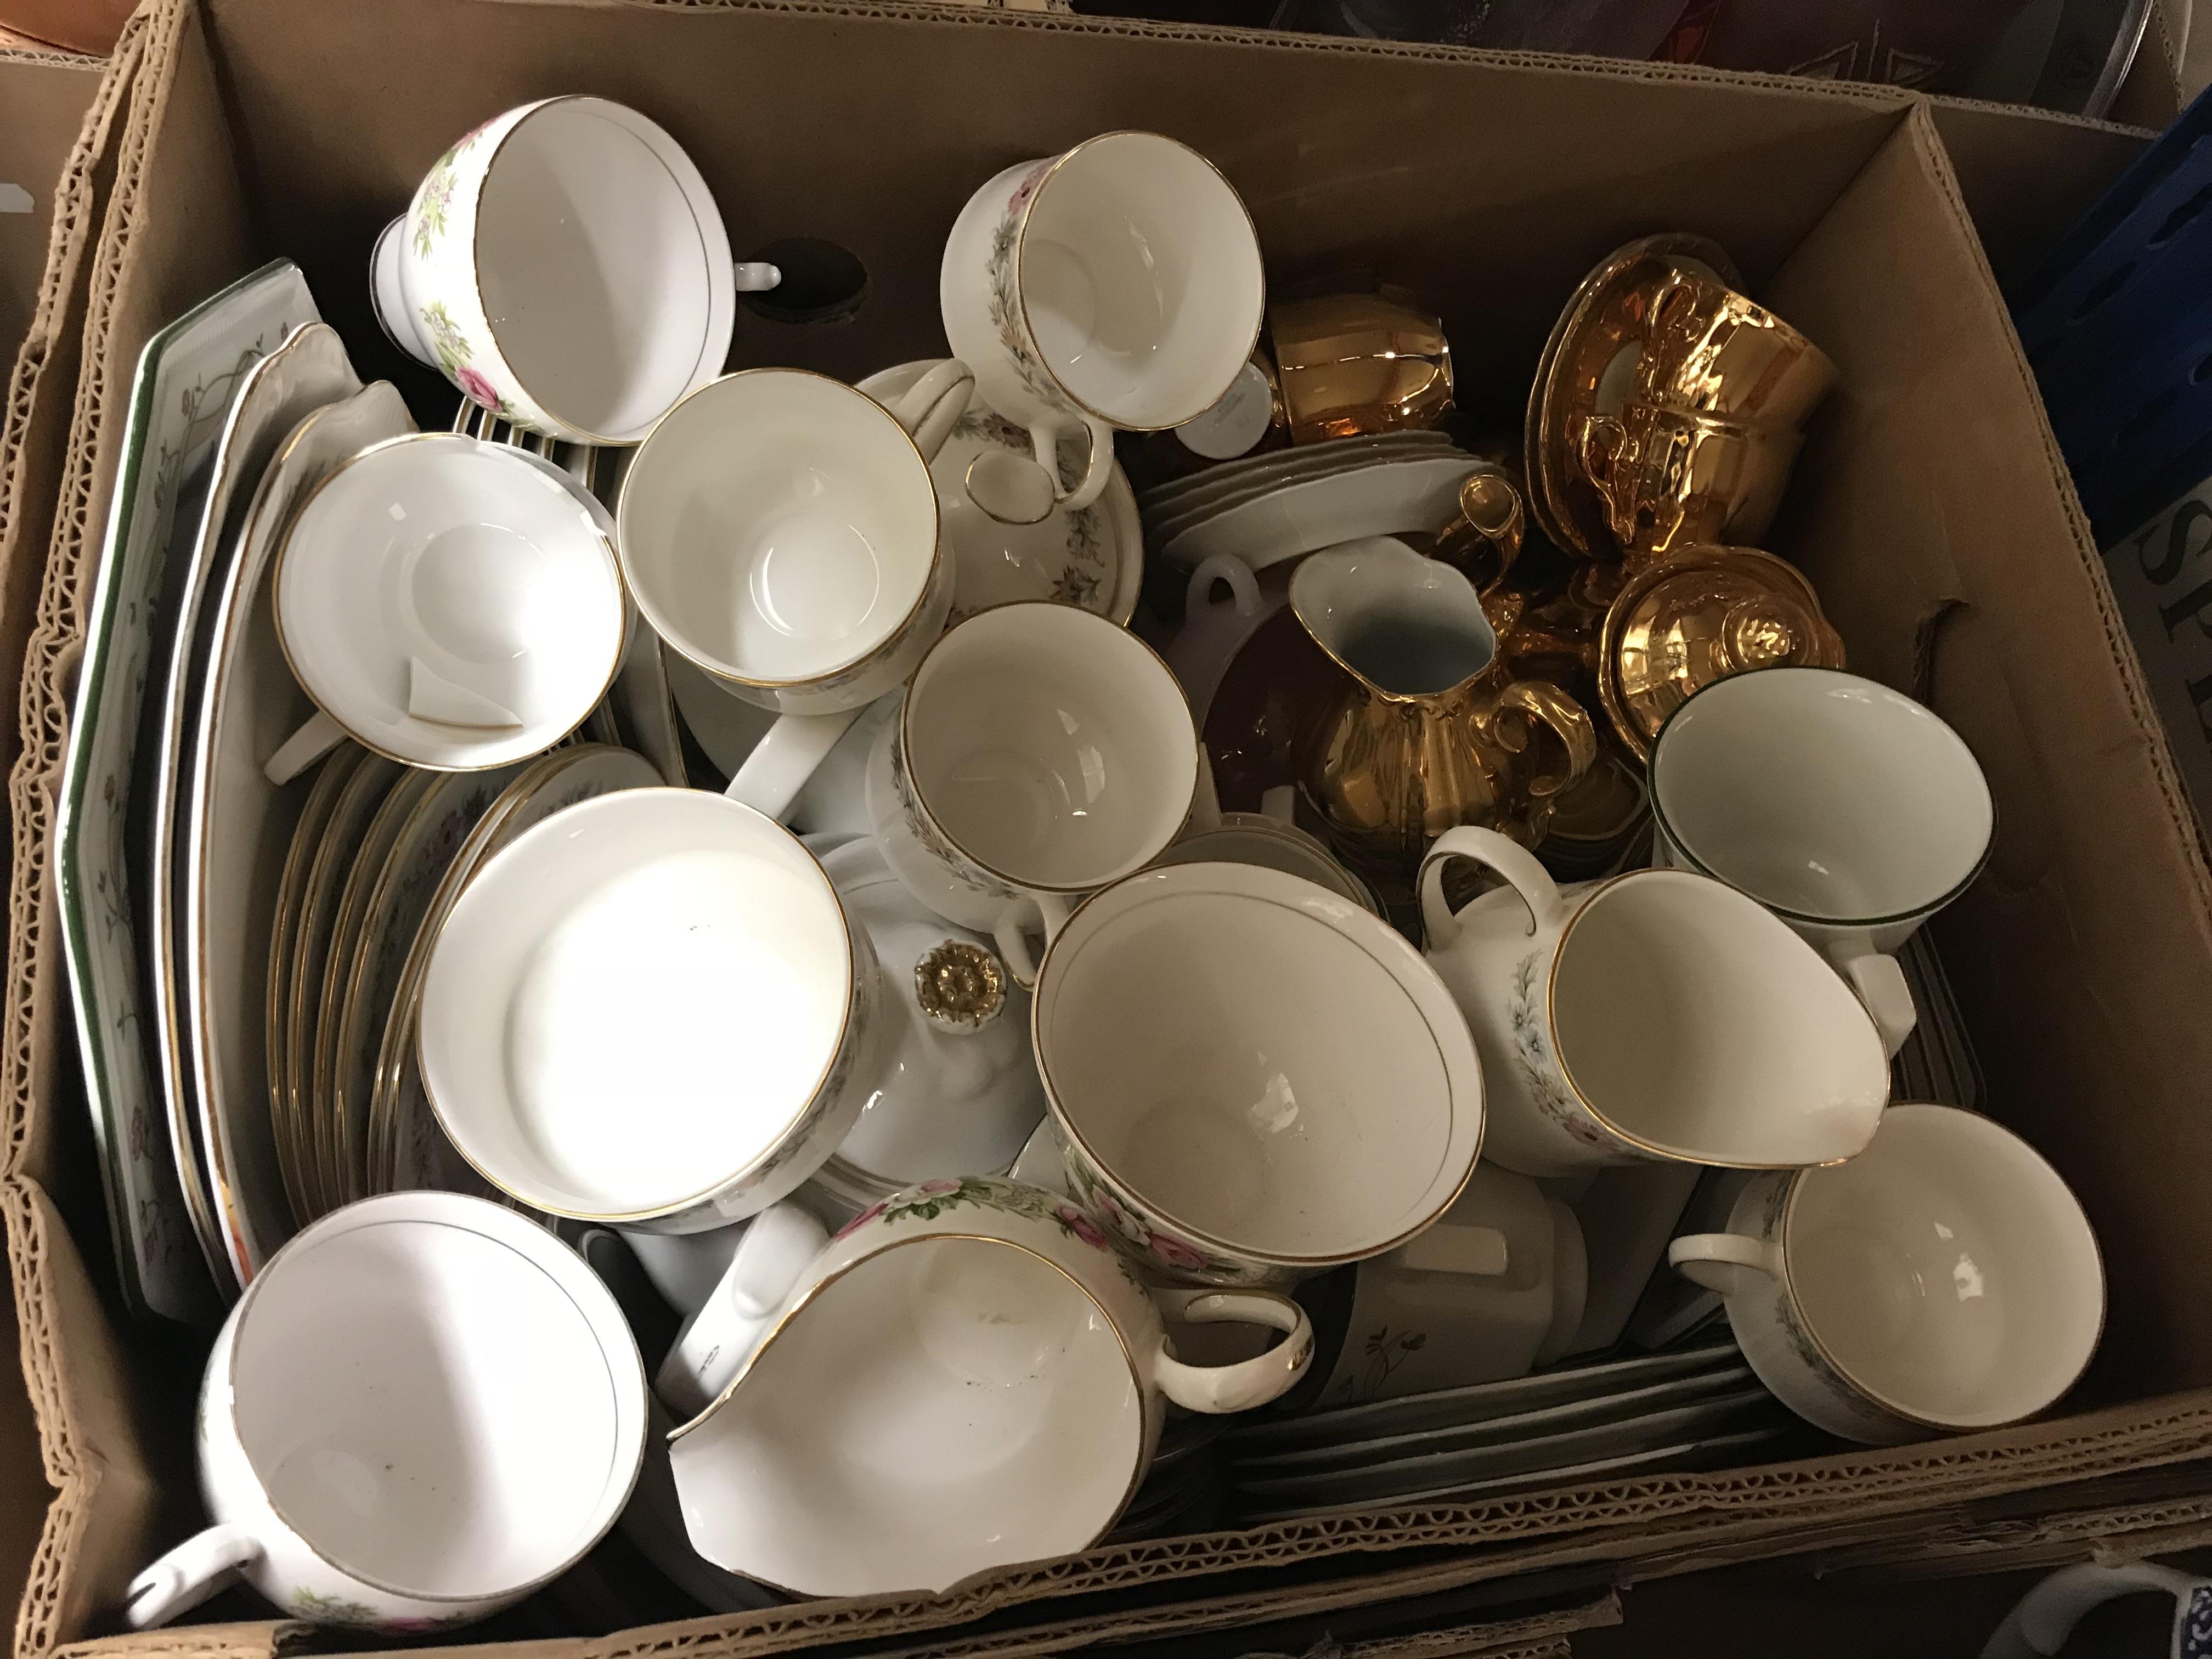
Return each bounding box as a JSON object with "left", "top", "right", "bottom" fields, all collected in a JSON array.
[
  {"left": 1057, "top": 1204, "right": 1109, "bottom": 1251},
  {"left": 1149, "top": 1232, "right": 1209, "bottom": 1273},
  {"left": 834, "top": 1200, "right": 888, "bottom": 1240},
  {"left": 916, "top": 1178, "right": 962, "bottom": 1196},
  {"left": 454, "top": 366, "right": 500, "bottom": 409}
]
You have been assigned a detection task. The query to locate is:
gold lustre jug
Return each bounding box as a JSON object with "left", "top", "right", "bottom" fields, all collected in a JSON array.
[{"left": 1290, "top": 537, "right": 1598, "bottom": 901}]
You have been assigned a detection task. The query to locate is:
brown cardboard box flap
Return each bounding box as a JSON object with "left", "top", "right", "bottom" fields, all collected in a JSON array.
[{"left": 20, "top": 0, "right": 2212, "bottom": 1652}]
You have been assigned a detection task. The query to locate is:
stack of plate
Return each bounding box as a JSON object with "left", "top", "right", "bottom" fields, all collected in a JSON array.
[
  {"left": 1222, "top": 1340, "right": 1796, "bottom": 1526},
  {"left": 58, "top": 261, "right": 674, "bottom": 1324},
  {"left": 1139, "top": 431, "right": 1492, "bottom": 571}
]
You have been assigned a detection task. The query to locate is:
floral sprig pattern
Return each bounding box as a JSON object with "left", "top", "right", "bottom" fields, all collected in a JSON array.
[
  {"left": 410, "top": 119, "right": 494, "bottom": 258},
  {"left": 418, "top": 301, "right": 513, "bottom": 419},
  {"left": 984, "top": 163, "right": 1075, "bottom": 416},
  {"left": 837, "top": 1174, "right": 1111, "bottom": 1254},
  {"left": 1329, "top": 1325, "right": 1428, "bottom": 1406},
  {"left": 1507, "top": 951, "right": 1615, "bottom": 1150}
]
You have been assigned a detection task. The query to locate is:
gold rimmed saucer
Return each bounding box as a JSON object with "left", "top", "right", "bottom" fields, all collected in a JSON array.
[{"left": 1526, "top": 234, "right": 1743, "bottom": 560}]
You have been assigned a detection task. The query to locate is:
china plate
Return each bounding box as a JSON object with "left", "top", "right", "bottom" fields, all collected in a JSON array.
[
  {"left": 58, "top": 257, "right": 319, "bottom": 1319},
  {"left": 1232, "top": 1364, "right": 1757, "bottom": 1475},
  {"left": 1139, "top": 430, "right": 1455, "bottom": 515},
  {"left": 1147, "top": 437, "right": 1465, "bottom": 545},
  {"left": 185, "top": 379, "right": 414, "bottom": 1257},
  {"left": 286, "top": 754, "right": 405, "bottom": 1218},
  {"left": 313, "top": 769, "right": 435, "bottom": 1206},
  {"left": 1160, "top": 454, "right": 1491, "bottom": 571},
  {"left": 1232, "top": 1387, "right": 1784, "bottom": 1507},
  {"left": 264, "top": 744, "right": 364, "bottom": 1226},
  {"left": 1227, "top": 1338, "right": 1742, "bottom": 1455},
  {"left": 369, "top": 743, "right": 663, "bottom": 1197},
  {"left": 858, "top": 359, "right": 1142, "bottom": 625},
  {"left": 162, "top": 324, "right": 362, "bottom": 1285},
  {"left": 331, "top": 760, "right": 533, "bottom": 1205},
  {"left": 1235, "top": 1424, "right": 1796, "bottom": 1526}
]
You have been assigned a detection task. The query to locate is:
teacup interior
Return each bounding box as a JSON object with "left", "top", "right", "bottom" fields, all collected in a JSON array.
[
  {"left": 1651, "top": 668, "right": 1993, "bottom": 924},
  {"left": 619, "top": 372, "right": 938, "bottom": 684},
  {"left": 907, "top": 606, "right": 1195, "bottom": 889},
  {"left": 476, "top": 99, "right": 726, "bottom": 441},
  {"left": 1037, "top": 870, "right": 1461, "bottom": 1260},
  {"left": 670, "top": 1237, "right": 1139, "bottom": 1596},
  {"left": 278, "top": 439, "right": 625, "bottom": 767},
  {"left": 1788, "top": 1104, "right": 2102, "bottom": 1427},
  {"left": 419, "top": 789, "right": 851, "bottom": 1216},
  {"left": 1550, "top": 870, "right": 1888, "bottom": 1166},
  {"left": 1023, "top": 132, "right": 1263, "bottom": 429},
  {"left": 235, "top": 1212, "right": 630, "bottom": 1597}
]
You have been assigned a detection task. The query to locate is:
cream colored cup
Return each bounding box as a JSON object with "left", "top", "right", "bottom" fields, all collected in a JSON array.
[
  {"left": 617, "top": 363, "right": 974, "bottom": 820},
  {"left": 1669, "top": 1104, "right": 2103, "bottom": 1444},
  {"left": 864, "top": 602, "right": 1201, "bottom": 985},
  {"left": 1647, "top": 667, "right": 1995, "bottom": 1058},
  {"left": 125, "top": 1193, "right": 645, "bottom": 1633},
  {"left": 941, "top": 131, "right": 1265, "bottom": 523}
]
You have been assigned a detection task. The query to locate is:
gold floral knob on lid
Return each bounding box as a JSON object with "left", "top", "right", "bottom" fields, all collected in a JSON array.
[
  {"left": 915, "top": 941, "right": 1007, "bottom": 1034},
  {"left": 1598, "top": 544, "right": 1844, "bottom": 763}
]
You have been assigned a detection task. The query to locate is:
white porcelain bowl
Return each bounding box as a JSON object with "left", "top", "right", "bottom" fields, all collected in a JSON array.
[
  {"left": 1036, "top": 862, "right": 1485, "bottom": 1282},
  {"left": 417, "top": 788, "right": 870, "bottom": 1229}
]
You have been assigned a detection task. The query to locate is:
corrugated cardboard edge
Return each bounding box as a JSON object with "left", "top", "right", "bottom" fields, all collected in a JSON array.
[
  {"left": 0, "top": 27, "right": 138, "bottom": 980},
  {"left": 16, "top": 3, "right": 2212, "bottom": 1654}
]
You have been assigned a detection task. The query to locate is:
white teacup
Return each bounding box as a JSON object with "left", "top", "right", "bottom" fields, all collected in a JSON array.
[
  {"left": 1647, "top": 667, "right": 1995, "bottom": 1058},
  {"left": 667, "top": 1176, "right": 1310, "bottom": 1598},
  {"left": 941, "top": 131, "right": 1265, "bottom": 522},
  {"left": 618, "top": 363, "right": 975, "bottom": 819},
  {"left": 1419, "top": 826, "right": 1890, "bottom": 1178},
  {"left": 125, "top": 1193, "right": 646, "bottom": 1633},
  {"left": 417, "top": 789, "right": 887, "bottom": 1232},
  {"left": 263, "top": 434, "right": 626, "bottom": 784},
  {"left": 1669, "top": 1103, "right": 2103, "bottom": 1444},
  {"left": 864, "top": 601, "right": 1200, "bottom": 985},
  {"left": 371, "top": 97, "right": 774, "bottom": 443},
  {"left": 1036, "top": 861, "right": 1486, "bottom": 1288}
]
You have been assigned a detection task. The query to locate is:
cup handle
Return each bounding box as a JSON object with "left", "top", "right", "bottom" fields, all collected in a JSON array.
[
  {"left": 653, "top": 1201, "right": 828, "bottom": 1423},
  {"left": 1393, "top": 1223, "right": 1510, "bottom": 1277},
  {"left": 725, "top": 708, "right": 865, "bottom": 822},
  {"left": 882, "top": 358, "right": 976, "bottom": 465},
  {"left": 1828, "top": 936, "right": 1916, "bottom": 1058},
  {"left": 992, "top": 891, "right": 1072, "bottom": 990},
  {"left": 1152, "top": 1290, "right": 1314, "bottom": 1414},
  {"left": 1417, "top": 825, "right": 1568, "bottom": 951},
  {"left": 1043, "top": 416, "right": 1115, "bottom": 514},
  {"left": 1492, "top": 679, "right": 1599, "bottom": 802},
  {"left": 262, "top": 710, "right": 347, "bottom": 785},
  {"left": 1667, "top": 1231, "right": 1783, "bottom": 1296},
  {"left": 126, "top": 1523, "right": 262, "bottom": 1629},
  {"left": 1184, "top": 554, "right": 1262, "bottom": 622}
]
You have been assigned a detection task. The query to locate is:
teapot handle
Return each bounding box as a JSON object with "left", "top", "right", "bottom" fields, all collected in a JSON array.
[
  {"left": 1418, "top": 826, "right": 1567, "bottom": 950},
  {"left": 1491, "top": 679, "right": 1598, "bottom": 802}
]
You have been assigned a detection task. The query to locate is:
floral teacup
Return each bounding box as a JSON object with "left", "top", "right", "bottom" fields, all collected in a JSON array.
[
  {"left": 372, "top": 96, "right": 775, "bottom": 443},
  {"left": 666, "top": 1176, "right": 1308, "bottom": 1598}
]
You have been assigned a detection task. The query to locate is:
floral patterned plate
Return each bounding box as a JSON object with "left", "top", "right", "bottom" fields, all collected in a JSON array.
[
  {"left": 58, "top": 257, "right": 319, "bottom": 1322},
  {"left": 857, "top": 359, "right": 1141, "bottom": 625}
]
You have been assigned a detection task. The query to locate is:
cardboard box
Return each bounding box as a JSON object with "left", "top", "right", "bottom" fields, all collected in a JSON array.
[{"left": 13, "top": 0, "right": 2212, "bottom": 1655}]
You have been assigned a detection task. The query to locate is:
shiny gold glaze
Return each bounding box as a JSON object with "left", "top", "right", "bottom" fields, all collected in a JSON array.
[
  {"left": 1270, "top": 290, "right": 1454, "bottom": 446},
  {"left": 1598, "top": 543, "right": 1846, "bottom": 763}
]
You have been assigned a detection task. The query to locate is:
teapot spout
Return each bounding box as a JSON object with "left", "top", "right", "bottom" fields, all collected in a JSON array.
[{"left": 1289, "top": 537, "right": 1498, "bottom": 699}]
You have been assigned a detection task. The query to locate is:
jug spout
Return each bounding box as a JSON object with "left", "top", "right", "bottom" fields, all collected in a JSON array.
[{"left": 1289, "top": 537, "right": 1499, "bottom": 701}]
